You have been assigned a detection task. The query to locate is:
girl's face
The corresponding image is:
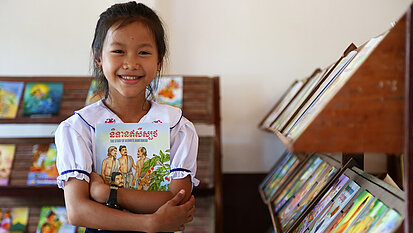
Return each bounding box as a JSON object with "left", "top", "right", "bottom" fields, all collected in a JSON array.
[{"left": 99, "top": 21, "right": 160, "bottom": 100}]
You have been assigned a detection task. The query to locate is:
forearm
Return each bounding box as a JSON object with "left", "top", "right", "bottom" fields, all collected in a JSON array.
[{"left": 64, "top": 178, "right": 153, "bottom": 232}]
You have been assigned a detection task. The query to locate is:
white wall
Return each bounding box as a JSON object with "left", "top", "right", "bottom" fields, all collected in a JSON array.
[{"left": 0, "top": 0, "right": 411, "bottom": 173}]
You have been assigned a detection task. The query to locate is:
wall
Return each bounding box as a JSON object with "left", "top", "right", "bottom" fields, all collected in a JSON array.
[{"left": 0, "top": 0, "right": 411, "bottom": 173}]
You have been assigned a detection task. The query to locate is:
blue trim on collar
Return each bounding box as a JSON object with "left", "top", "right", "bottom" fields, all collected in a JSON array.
[
  {"left": 61, "top": 169, "right": 91, "bottom": 177},
  {"left": 170, "top": 111, "right": 183, "bottom": 130},
  {"left": 170, "top": 168, "right": 191, "bottom": 173},
  {"left": 75, "top": 112, "right": 95, "bottom": 131}
]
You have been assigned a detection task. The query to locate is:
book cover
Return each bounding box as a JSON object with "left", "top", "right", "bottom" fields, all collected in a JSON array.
[
  {"left": 85, "top": 80, "right": 104, "bottom": 106},
  {"left": 261, "top": 152, "right": 299, "bottom": 199},
  {"left": 273, "top": 156, "right": 323, "bottom": 212},
  {"left": 0, "top": 144, "right": 16, "bottom": 186},
  {"left": 261, "top": 80, "right": 305, "bottom": 129},
  {"left": 27, "top": 143, "right": 58, "bottom": 185},
  {"left": 307, "top": 180, "right": 361, "bottom": 233},
  {"left": 366, "top": 208, "right": 403, "bottom": 233},
  {"left": 153, "top": 76, "right": 183, "bottom": 108},
  {"left": 0, "top": 81, "right": 24, "bottom": 119},
  {"left": 36, "top": 206, "right": 76, "bottom": 233},
  {"left": 281, "top": 165, "right": 338, "bottom": 230},
  {"left": 294, "top": 174, "right": 350, "bottom": 233},
  {"left": 0, "top": 207, "right": 29, "bottom": 233},
  {"left": 22, "top": 82, "right": 63, "bottom": 116},
  {"left": 345, "top": 198, "right": 388, "bottom": 233},
  {"left": 96, "top": 123, "right": 171, "bottom": 191},
  {"left": 326, "top": 190, "right": 374, "bottom": 233}
]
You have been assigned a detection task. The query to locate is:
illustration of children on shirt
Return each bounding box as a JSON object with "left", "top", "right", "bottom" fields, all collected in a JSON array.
[
  {"left": 101, "top": 146, "right": 120, "bottom": 185},
  {"left": 132, "top": 147, "right": 151, "bottom": 190},
  {"left": 118, "top": 145, "right": 134, "bottom": 189}
]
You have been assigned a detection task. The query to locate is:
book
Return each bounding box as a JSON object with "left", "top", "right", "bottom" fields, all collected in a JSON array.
[
  {"left": 260, "top": 80, "right": 305, "bottom": 129},
  {"left": 0, "top": 144, "right": 16, "bottom": 186},
  {"left": 294, "top": 174, "right": 350, "bottom": 233},
  {"left": 307, "top": 180, "right": 361, "bottom": 233},
  {"left": 273, "top": 156, "right": 323, "bottom": 212},
  {"left": 326, "top": 189, "right": 374, "bottom": 233},
  {"left": 96, "top": 123, "right": 171, "bottom": 190},
  {"left": 22, "top": 82, "right": 64, "bottom": 116},
  {"left": 366, "top": 208, "right": 403, "bottom": 233},
  {"left": 345, "top": 198, "right": 388, "bottom": 233},
  {"left": 36, "top": 206, "right": 76, "bottom": 233},
  {"left": 27, "top": 143, "right": 58, "bottom": 185},
  {"left": 285, "top": 49, "right": 358, "bottom": 140},
  {"left": 85, "top": 80, "right": 104, "bottom": 106},
  {"left": 0, "top": 81, "right": 24, "bottom": 119},
  {"left": 260, "top": 151, "right": 301, "bottom": 200},
  {"left": 153, "top": 76, "right": 183, "bottom": 108},
  {"left": 0, "top": 207, "right": 29, "bottom": 233}
]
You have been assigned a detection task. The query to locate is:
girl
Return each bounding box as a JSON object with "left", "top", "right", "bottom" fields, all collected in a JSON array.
[{"left": 55, "top": 2, "right": 198, "bottom": 232}]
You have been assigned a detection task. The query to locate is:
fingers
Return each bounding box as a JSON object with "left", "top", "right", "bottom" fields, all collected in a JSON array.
[
  {"left": 181, "top": 195, "right": 195, "bottom": 210},
  {"left": 185, "top": 215, "right": 194, "bottom": 223},
  {"left": 168, "top": 189, "right": 185, "bottom": 206}
]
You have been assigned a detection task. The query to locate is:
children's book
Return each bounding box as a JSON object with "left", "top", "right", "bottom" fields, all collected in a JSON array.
[
  {"left": 366, "top": 208, "right": 403, "bottom": 233},
  {"left": 96, "top": 123, "right": 170, "bottom": 191},
  {"left": 326, "top": 189, "right": 374, "bottom": 233},
  {"left": 85, "top": 80, "right": 104, "bottom": 106},
  {"left": 0, "top": 81, "right": 24, "bottom": 119},
  {"left": 36, "top": 206, "right": 76, "bottom": 233},
  {"left": 0, "top": 207, "right": 29, "bottom": 233},
  {"left": 294, "top": 173, "right": 350, "bottom": 233},
  {"left": 345, "top": 198, "right": 388, "bottom": 233},
  {"left": 307, "top": 180, "right": 361, "bottom": 233},
  {"left": 22, "top": 82, "right": 63, "bottom": 116},
  {"left": 27, "top": 143, "right": 58, "bottom": 185},
  {"left": 153, "top": 76, "right": 183, "bottom": 108},
  {"left": 0, "top": 144, "right": 16, "bottom": 186}
]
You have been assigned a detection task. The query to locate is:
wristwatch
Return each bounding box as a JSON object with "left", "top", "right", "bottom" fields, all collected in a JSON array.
[{"left": 105, "top": 185, "right": 122, "bottom": 210}]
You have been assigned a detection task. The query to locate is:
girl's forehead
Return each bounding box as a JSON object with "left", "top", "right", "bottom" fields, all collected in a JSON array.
[{"left": 105, "top": 21, "right": 155, "bottom": 45}]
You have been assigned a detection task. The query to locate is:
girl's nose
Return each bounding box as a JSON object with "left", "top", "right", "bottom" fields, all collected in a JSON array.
[{"left": 123, "top": 56, "right": 141, "bottom": 70}]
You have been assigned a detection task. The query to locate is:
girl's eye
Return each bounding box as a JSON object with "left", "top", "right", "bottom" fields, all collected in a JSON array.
[
  {"left": 112, "top": 50, "right": 124, "bottom": 54},
  {"left": 139, "top": 51, "right": 151, "bottom": 55}
]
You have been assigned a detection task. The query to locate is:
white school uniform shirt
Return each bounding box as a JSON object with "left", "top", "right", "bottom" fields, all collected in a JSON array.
[{"left": 55, "top": 100, "right": 199, "bottom": 189}]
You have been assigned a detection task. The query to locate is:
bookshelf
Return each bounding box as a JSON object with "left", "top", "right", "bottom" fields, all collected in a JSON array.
[
  {"left": 0, "top": 76, "right": 222, "bottom": 233},
  {"left": 259, "top": 4, "right": 411, "bottom": 232}
]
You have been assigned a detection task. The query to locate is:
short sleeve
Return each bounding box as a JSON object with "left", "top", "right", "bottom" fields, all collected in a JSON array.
[
  {"left": 170, "top": 117, "right": 200, "bottom": 186},
  {"left": 55, "top": 119, "right": 93, "bottom": 189}
]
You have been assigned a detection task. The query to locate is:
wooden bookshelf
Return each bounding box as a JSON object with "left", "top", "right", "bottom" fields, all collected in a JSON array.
[{"left": 0, "top": 75, "right": 222, "bottom": 233}]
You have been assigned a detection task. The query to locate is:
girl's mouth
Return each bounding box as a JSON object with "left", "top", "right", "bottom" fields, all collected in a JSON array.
[{"left": 119, "top": 75, "right": 143, "bottom": 80}]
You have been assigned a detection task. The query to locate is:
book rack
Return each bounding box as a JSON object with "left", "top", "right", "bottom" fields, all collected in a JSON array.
[
  {"left": 259, "top": 4, "right": 412, "bottom": 232},
  {"left": 0, "top": 76, "right": 222, "bottom": 233}
]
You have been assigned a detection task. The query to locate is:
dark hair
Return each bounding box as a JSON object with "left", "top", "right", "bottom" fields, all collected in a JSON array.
[
  {"left": 111, "top": 172, "right": 122, "bottom": 183},
  {"left": 91, "top": 1, "right": 167, "bottom": 100},
  {"left": 119, "top": 145, "right": 126, "bottom": 152}
]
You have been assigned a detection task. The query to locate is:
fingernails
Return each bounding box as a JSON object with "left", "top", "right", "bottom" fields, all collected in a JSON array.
[{"left": 179, "top": 189, "right": 185, "bottom": 194}]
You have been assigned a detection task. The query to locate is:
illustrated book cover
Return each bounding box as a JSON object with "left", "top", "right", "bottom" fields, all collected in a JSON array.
[
  {"left": 0, "top": 81, "right": 24, "bottom": 119},
  {"left": 345, "top": 198, "right": 388, "bottom": 233},
  {"left": 96, "top": 123, "right": 171, "bottom": 191},
  {"left": 36, "top": 206, "right": 75, "bottom": 233},
  {"left": 85, "top": 80, "right": 104, "bottom": 106},
  {"left": 27, "top": 143, "right": 58, "bottom": 185},
  {"left": 153, "top": 76, "right": 183, "bottom": 108},
  {"left": 22, "top": 82, "right": 63, "bottom": 116},
  {"left": 366, "top": 208, "right": 403, "bottom": 233},
  {"left": 0, "top": 144, "right": 16, "bottom": 186},
  {"left": 0, "top": 207, "right": 29, "bottom": 233}
]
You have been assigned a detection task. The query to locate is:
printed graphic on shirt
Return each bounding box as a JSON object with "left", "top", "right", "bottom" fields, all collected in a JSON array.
[{"left": 96, "top": 123, "right": 171, "bottom": 191}]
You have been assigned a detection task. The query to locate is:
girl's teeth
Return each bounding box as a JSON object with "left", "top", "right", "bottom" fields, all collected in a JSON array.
[{"left": 122, "top": 76, "right": 139, "bottom": 80}]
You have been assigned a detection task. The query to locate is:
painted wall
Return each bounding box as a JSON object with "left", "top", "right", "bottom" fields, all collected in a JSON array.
[{"left": 0, "top": 0, "right": 411, "bottom": 173}]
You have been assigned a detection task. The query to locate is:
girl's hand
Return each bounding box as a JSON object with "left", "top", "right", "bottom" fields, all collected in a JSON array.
[
  {"left": 89, "top": 172, "right": 109, "bottom": 203},
  {"left": 148, "top": 189, "right": 195, "bottom": 232}
]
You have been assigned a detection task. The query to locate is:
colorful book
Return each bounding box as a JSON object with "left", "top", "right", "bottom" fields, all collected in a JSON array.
[
  {"left": 27, "top": 143, "right": 58, "bottom": 185},
  {"left": 0, "top": 207, "right": 29, "bottom": 233},
  {"left": 0, "top": 144, "right": 16, "bottom": 186},
  {"left": 294, "top": 174, "right": 350, "bottom": 233},
  {"left": 96, "top": 123, "right": 171, "bottom": 191},
  {"left": 307, "top": 180, "right": 360, "bottom": 233},
  {"left": 22, "top": 82, "right": 63, "bottom": 116},
  {"left": 85, "top": 80, "right": 104, "bottom": 106},
  {"left": 36, "top": 206, "right": 76, "bottom": 233},
  {"left": 326, "top": 190, "right": 374, "bottom": 233},
  {"left": 366, "top": 208, "right": 403, "bottom": 233},
  {"left": 0, "top": 81, "right": 24, "bottom": 119},
  {"left": 153, "top": 76, "right": 183, "bottom": 108},
  {"left": 345, "top": 198, "right": 388, "bottom": 233}
]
